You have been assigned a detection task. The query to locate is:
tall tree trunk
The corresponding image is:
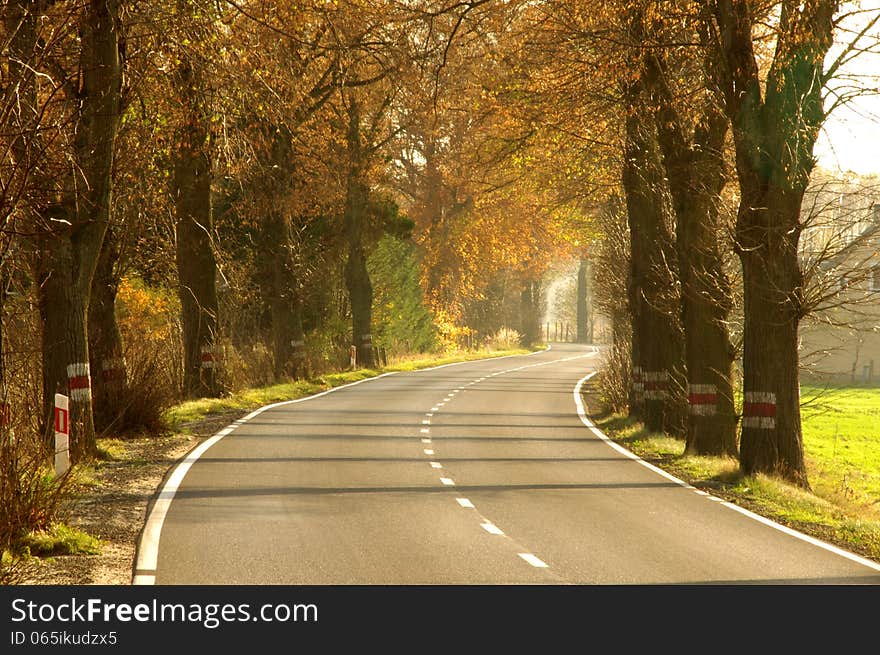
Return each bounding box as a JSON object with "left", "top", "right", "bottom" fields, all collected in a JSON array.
[
  {"left": 678, "top": 162, "right": 738, "bottom": 457},
  {"left": 344, "top": 97, "right": 375, "bottom": 368},
  {"left": 706, "top": 0, "right": 838, "bottom": 486},
  {"left": 88, "top": 226, "right": 126, "bottom": 432},
  {"left": 519, "top": 278, "right": 541, "bottom": 346},
  {"left": 173, "top": 58, "right": 221, "bottom": 399},
  {"left": 262, "top": 209, "right": 306, "bottom": 380},
  {"left": 262, "top": 126, "right": 306, "bottom": 380},
  {"left": 622, "top": 88, "right": 687, "bottom": 436},
  {"left": 576, "top": 257, "right": 590, "bottom": 344},
  {"left": 646, "top": 55, "right": 738, "bottom": 457},
  {"left": 0, "top": 259, "right": 10, "bottom": 437},
  {"left": 36, "top": 226, "right": 95, "bottom": 460},
  {"left": 738, "top": 217, "right": 805, "bottom": 482},
  {"left": 30, "top": 0, "right": 123, "bottom": 460}
]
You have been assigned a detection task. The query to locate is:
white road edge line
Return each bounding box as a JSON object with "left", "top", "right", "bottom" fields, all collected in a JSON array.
[
  {"left": 133, "top": 371, "right": 399, "bottom": 586},
  {"left": 573, "top": 370, "right": 880, "bottom": 574}
]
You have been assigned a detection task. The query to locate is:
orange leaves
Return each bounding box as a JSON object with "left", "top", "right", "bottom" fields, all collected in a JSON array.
[{"left": 117, "top": 278, "right": 180, "bottom": 344}]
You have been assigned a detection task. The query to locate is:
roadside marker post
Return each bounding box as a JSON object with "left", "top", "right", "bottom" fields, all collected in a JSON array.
[
  {"left": 54, "top": 393, "right": 70, "bottom": 477},
  {"left": 350, "top": 345, "right": 357, "bottom": 369}
]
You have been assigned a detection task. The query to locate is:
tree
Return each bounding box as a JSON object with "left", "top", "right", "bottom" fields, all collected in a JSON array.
[
  {"left": 6, "top": 0, "right": 124, "bottom": 459},
  {"left": 701, "top": 0, "right": 875, "bottom": 485},
  {"left": 642, "top": 11, "right": 738, "bottom": 457},
  {"left": 622, "top": 71, "right": 687, "bottom": 434},
  {"left": 170, "top": 2, "right": 222, "bottom": 399}
]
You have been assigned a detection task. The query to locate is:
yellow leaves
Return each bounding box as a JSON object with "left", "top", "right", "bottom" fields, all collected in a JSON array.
[{"left": 117, "top": 278, "right": 179, "bottom": 343}]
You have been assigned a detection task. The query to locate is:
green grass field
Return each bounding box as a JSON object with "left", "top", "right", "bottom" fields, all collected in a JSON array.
[{"left": 800, "top": 385, "right": 880, "bottom": 512}]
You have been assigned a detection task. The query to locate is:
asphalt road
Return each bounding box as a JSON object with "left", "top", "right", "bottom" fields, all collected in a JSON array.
[{"left": 136, "top": 343, "right": 880, "bottom": 585}]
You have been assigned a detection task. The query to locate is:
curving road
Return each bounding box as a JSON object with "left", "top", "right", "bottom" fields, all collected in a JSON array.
[{"left": 134, "top": 343, "right": 880, "bottom": 585}]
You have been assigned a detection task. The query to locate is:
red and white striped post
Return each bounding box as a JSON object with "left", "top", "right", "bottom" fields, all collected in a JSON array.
[{"left": 54, "top": 393, "right": 70, "bottom": 477}]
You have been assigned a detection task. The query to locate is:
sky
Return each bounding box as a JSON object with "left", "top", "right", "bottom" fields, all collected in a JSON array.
[{"left": 814, "top": 2, "right": 880, "bottom": 176}]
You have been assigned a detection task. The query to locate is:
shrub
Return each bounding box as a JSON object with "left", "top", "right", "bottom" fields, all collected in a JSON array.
[
  {"left": 0, "top": 424, "right": 72, "bottom": 583},
  {"left": 486, "top": 327, "right": 522, "bottom": 351},
  {"left": 598, "top": 338, "right": 632, "bottom": 414}
]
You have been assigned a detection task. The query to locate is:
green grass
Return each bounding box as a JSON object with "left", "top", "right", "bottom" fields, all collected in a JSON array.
[
  {"left": 19, "top": 523, "right": 103, "bottom": 557},
  {"left": 800, "top": 385, "right": 880, "bottom": 511},
  {"left": 96, "top": 438, "right": 126, "bottom": 461},
  {"left": 164, "top": 347, "right": 533, "bottom": 432},
  {"left": 384, "top": 347, "right": 532, "bottom": 371},
  {"left": 592, "top": 384, "right": 880, "bottom": 562}
]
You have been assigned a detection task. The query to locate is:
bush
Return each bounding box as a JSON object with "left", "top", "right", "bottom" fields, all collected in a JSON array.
[
  {"left": 0, "top": 425, "right": 72, "bottom": 583},
  {"left": 93, "top": 278, "right": 180, "bottom": 436},
  {"left": 486, "top": 327, "right": 522, "bottom": 351},
  {"left": 599, "top": 338, "right": 632, "bottom": 414},
  {"left": 95, "top": 340, "right": 177, "bottom": 437}
]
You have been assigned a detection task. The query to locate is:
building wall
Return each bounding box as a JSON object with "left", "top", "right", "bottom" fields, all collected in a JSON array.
[{"left": 800, "top": 237, "right": 880, "bottom": 384}]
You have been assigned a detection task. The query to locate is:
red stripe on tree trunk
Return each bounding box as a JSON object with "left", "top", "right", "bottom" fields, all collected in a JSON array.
[
  {"left": 688, "top": 393, "right": 718, "bottom": 405},
  {"left": 743, "top": 402, "right": 776, "bottom": 417},
  {"left": 68, "top": 375, "right": 90, "bottom": 390}
]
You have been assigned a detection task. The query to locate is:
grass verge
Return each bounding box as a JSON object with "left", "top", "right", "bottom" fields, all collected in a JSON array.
[{"left": 588, "top": 401, "right": 880, "bottom": 565}]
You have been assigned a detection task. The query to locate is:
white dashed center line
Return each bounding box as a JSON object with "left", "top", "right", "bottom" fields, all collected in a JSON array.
[
  {"left": 456, "top": 498, "right": 475, "bottom": 508},
  {"left": 424, "top": 449, "right": 434, "bottom": 455},
  {"left": 440, "top": 477, "right": 455, "bottom": 486},
  {"left": 481, "top": 522, "right": 504, "bottom": 535},
  {"left": 430, "top": 462, "right": 442, "bottom": 469},
  {"left": 518, "top": 553, "right": 549, "bottom": 568}
]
